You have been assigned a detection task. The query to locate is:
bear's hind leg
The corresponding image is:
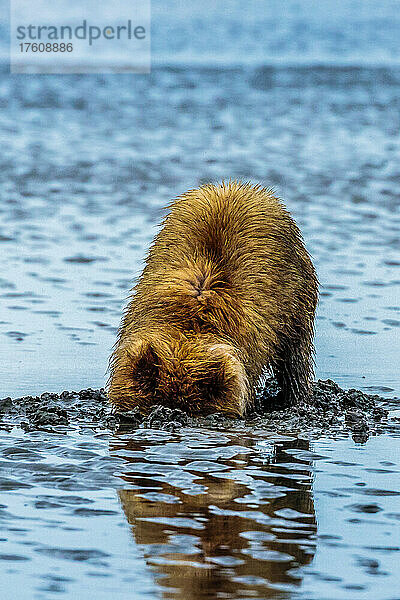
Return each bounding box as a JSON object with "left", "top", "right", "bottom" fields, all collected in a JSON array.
[{"left": 271, "top": 338, "right": 314, "bottom": 407}]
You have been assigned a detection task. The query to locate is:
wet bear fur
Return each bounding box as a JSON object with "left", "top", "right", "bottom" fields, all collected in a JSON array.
[{"left": 108, "top": 181, "right": 318, "bottom": 416}]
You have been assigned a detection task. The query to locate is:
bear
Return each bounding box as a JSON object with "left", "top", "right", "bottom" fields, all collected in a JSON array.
[{"left": 108, "top": 181, "right": 318, "bottom": 416}]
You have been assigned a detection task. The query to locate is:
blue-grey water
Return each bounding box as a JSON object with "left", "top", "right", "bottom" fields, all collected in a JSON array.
[{"left": 1, "top": 1, "right": 400, "bottom": 598}]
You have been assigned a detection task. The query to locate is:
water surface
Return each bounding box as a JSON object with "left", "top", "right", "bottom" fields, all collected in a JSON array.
[
  {"left": 1, "top": 422, "right": 400, "bottom": 599},
  {"left": 1, "top": 62, "right": 399, "bottom": 397}
]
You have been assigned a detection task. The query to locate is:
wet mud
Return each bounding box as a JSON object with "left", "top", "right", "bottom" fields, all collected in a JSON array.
[{"left": 0, "top": 379, "right": 394, "bottom": 442}]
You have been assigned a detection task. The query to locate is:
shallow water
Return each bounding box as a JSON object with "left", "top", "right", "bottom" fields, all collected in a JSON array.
[
  {"left": 1, "top": 60, "right": 400, "bottom": 396},
  {"left": 1, "top": 422, "right": 400, "bottom": 600},
  {"left": 1, "top": 1, "right": 400, "bottom": 598},
  {"left": 0, "top": 68, "right": 399, "bottom": 396}
]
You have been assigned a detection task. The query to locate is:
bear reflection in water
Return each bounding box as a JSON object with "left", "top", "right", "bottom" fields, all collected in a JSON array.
[{"left": 112, "top": 433, "right": 316, "bottom": 600}]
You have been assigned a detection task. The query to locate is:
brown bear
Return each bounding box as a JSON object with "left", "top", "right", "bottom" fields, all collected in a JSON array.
[{"left": 108, "top": 181, "right": 318, "bottom": 416}]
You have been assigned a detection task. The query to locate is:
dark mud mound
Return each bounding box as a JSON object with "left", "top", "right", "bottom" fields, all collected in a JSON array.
[
  {"left": 0, "top": 388, "right": 111, "bottom": 431},
  {"left": 0, "top": 380, "right": 395, "bottom": 440},
  {"left": 185, "top": 379, "right": 392, "bottom": 442},
  {"left": 251, "top": 379, "right": 390, "bottom": 442}
]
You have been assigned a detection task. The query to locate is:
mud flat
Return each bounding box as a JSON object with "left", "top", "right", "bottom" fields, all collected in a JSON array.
[{"left": 0, "top": 379, "right": 396, "bottom": 442}]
